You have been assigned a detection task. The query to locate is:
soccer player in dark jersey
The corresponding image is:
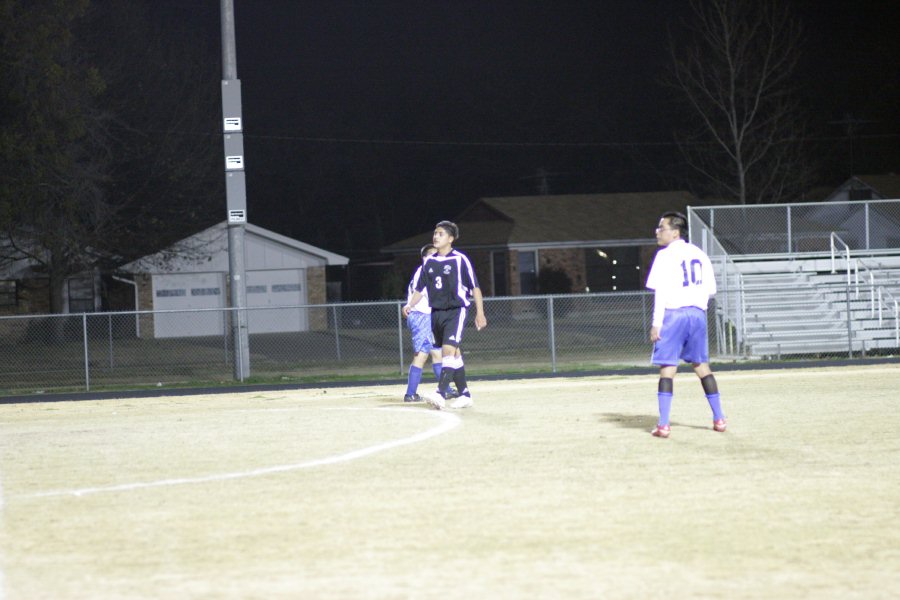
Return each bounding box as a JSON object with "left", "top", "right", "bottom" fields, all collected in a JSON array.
[{"left": 403, "top": 220, "right": 486, "bottom": 409}]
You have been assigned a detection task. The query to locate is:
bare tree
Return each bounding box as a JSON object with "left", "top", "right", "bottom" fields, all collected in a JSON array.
[
  {"left": 668, "top": 0, "right": 817, "bottom": 204},
  {"left": 0, "top": 0, "right": 220, "bottom": 313}
]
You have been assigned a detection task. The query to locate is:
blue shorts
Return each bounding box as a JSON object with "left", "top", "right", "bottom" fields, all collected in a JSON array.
[
  {"left": 651, "top": 307, "right": 709, "bottom": 366},
  {"left": 407, "top": 311, "right": 436, "bottom": 354}
]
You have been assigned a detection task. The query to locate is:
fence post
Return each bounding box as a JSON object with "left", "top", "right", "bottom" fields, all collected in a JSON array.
[
  {"left": 223, "top": 309, "right": 230, "bottom": 366},
  {"left": 547, "top": 296, "right": 557, "bottom": 373},
  {"left": 82, "top": 313, "right": 90, "bottom": 391},
  {"left": 786, "top": 205, "right": 792, "bottom": 252},
  {"left": 332, "top": 305, "right": 342, "bottom": 361},
  {"left": 641, "top": 293, "right": 647, "bottom": 336},
  {"left": 397, "top": 302, "right": 405, "bottom": 375},
  {"left": 108, "top": 313, "right": 114, "bottom": 369},
  {"left": 865, "top": 202, "right": 870, "bottom": 249}
]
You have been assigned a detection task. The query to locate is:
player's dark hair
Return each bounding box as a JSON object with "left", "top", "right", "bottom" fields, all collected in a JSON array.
[
  {"left": 435, "top": 220, "right": 459, "bottom": 240},
  {"left": 660, "top": 211, "right": 687, "bottom": 236},
  {"left": 419, "top": 243, "right": 436, "bottom": 258}
]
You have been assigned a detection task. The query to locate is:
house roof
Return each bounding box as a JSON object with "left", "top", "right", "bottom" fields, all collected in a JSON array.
[
  {"left": 120, "top": 221, "right": 348, "bottom": 273},
  {"left": 242, "top": 223, "right": 349, "bottom": 265},
  {"left": 383, "top": 191, "right": 714, "bottom": 253},
  {"left": 826, "top": 174, "right": 900, "bottom": 201}
]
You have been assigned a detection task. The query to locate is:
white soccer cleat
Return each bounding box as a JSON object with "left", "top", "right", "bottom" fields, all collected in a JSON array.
[
  {"left": 450, "top": 394, "right": 473, "bottom": 409},
  {"left": 425, "top": 391, "right": 446, "bottom": 410}
]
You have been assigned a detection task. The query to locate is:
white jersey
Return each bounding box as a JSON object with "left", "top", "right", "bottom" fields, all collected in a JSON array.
[
  {"left": 407, "top": 265, "right": 431, "bottom": 314},
  {"left": 645, "top": 239, "right": 716, "bottom": 328}
]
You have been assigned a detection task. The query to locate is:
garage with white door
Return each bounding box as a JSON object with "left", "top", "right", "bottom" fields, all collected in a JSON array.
[
  {"left": 121, "top": 221, "right": 347, "bottom": 338},
  {"left": 246, "top": 268, "right": 307, "bottom": 333},
  {"left": 151, "top": 272, "right": 226, "bottom": 338}
]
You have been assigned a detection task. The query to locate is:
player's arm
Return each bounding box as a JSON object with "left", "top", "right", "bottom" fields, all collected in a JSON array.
[
  {"left": 645, "top": 251, "right": 669, "bottom": 342},
  {"left": 472, "top": 287, "right": 487, "bottom": 330},
  {"left": 404, "top": 266, "right": 430, "bottom": 317},
  {"left": 403, "top": 290, "right": 423, "bottom": 318}
]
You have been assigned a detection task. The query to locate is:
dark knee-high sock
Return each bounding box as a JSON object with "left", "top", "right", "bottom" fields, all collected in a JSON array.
[
  {"left": 658, "top": 377, "right": 673, "bottom": 426},
  {"left": 453, "top": 362, "right": 469, "bottom": 396},
  {"left": 437, "top": 365, "right": 455, "bottom": 396},
  {"left": 701, "top": 374, "right": 724, "bottom": 420},
  {"left": 432, "top": 362, "right": 442, "bottom": 380}
]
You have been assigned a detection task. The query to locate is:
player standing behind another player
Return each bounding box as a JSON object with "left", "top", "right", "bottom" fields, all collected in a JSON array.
[
  {"left": 402, "top": 244, "right": 444, "bottom": 402},
  {"left": 645, "top": 211, "right": 726, "bottom": 438},
  {"left": 403, "top": 220, "right": 487, "bottom": 410}
]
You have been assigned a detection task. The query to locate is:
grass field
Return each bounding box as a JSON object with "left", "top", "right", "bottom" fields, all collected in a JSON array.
[{"left": 1, "top": 364, "right": 899, "bottom": 599}]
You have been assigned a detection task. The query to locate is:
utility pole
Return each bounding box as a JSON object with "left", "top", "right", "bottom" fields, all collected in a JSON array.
[{"left": 220, "top": 0, "right": 250, "bottom": 380}]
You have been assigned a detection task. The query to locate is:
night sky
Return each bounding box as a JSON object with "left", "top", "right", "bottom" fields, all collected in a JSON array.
[{"left": 168, "top": 1, "right": 900, "bottom": 258}]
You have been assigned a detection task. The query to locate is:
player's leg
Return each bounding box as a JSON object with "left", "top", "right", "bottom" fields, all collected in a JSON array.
[
  {"left": 683, "top": 308, "right": 726, "bottom": 431},
  {"left": 428, "top": 348, "right": 443, "bottom": 381},
  {"left": 433, "top": 308, "right": 465, "bottom": 404},
  {"left": 652, "top": 365, "right": 677, "bottom": 437},
  {"left": 405, "top": 312, "right": 434, "bottom": 402},
  {"left": 404, "top": 350, "right": 429, "bottom": 402},
  {"left": 693, "top": 362, "right": 726, "bottom": 431},
  {"left": 650, "top": 308, "right": 690, "bottom": 438},
  {"left": 449, "top": 347, "right": 473, "bottom": 408},
  {"left": 424, "top": 310, "right": 454, "bottom": 409}
]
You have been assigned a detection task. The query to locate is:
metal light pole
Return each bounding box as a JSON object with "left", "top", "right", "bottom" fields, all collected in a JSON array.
[{"left": 221, "top": 0, "right": 250, "bottom": 380}]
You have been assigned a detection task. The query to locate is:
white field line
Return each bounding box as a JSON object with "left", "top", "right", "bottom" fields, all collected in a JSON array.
[{"left": 24, "top": 407, "right": 460, "bottom": 499}]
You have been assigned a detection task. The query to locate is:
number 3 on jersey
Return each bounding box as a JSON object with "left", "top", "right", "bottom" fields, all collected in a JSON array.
[
  {"left": 680, "top": 259, "right": 703, "bottom": 287},
  {"left": 434, "top": 276, "right": 442, "bottom": 289}
]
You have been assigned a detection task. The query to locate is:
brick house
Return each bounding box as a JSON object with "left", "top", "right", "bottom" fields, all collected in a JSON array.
[
  {"left": 382, "top": 191, "right": 720, "bottom": 296},
  {"left": 382, "top": 191, "right": 724, "bottom": 296}
]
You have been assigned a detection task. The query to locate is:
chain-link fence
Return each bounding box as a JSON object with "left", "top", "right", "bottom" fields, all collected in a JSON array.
[
  {"left": 0, "top": 293, "right": 655, "bottom": 395},
  {"left": 3, "top": 283, "right": 897, "bottom": 397},
  {"left": 689, "top": 199, "right": 900, "bottom": 256}
]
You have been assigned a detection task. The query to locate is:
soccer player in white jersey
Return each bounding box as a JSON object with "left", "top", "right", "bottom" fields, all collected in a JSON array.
[
  {"left": 403, "top": 220, "right": 487, "bottom": 410},
  {"left": 645, "top": 211, "right": 726, "bottom": 438},
  {"left": 402, "top": 244, "right": 444, "bottom": 402}
]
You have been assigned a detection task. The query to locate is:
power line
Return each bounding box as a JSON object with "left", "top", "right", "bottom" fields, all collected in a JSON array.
[
  {"left": 241, "top": 131, "right": 900, "bottom": 148},
  {"left": 153, "top": 128, "right": 900, "bottom": 148}
]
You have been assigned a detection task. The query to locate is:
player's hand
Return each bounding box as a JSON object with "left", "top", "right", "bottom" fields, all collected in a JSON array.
[
  {"left": 475, "top": 314, "right": 487, "bottom": 331},
  {"left": 402, "top": 305, "right": 411, "bottom": 318},
  {"left": 649, "top": 326, "right": 661, "bottom": 342}
]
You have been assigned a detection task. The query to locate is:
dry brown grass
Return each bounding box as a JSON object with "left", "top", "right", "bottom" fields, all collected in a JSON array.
[{"left": 1, "top": 364, "right": 899, "bottom": 599}]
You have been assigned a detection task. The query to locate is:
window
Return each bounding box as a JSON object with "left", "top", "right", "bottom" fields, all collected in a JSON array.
[
  {"left": 585, "top": 247, "right": 641, "bottom": 292},
  {"left": 191, "top": 287, "right": 221, "bottom": 296},
  {"left": 67, "top": 275, "right": 95, "bottom": 313},
  {"left": 272, "top": 283, "right": 301, "bottom": 292},
  {"left": 518, "top": 251, "right": 537, "bottom": 295},
  {"left": 491, "top": 251, "right": 508, "bottom": 296},
  {"left": 156, "top": 289, "right": 186, "bottom": 297},
  {"left": 0, "top": 280, "right": 16, "bottom": 307}
]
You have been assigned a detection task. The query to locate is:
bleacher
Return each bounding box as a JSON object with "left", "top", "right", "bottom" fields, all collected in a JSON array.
[
  {"left": 730, "top": 258, "right": 900, "bottom": 358},
  {"left": 688, "top": 199, "right": 900, "bottom": 360}
]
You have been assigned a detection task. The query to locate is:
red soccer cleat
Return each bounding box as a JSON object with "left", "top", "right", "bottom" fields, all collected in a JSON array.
[{"left": 650, "top": 424, "right": 670, "bottom": 438}]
